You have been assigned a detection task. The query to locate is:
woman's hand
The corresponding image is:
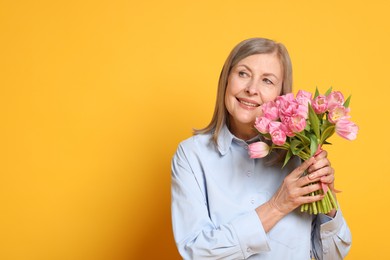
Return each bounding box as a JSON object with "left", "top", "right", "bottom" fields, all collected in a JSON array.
[
  {"left": 307, "top": 150, "right": 335, "bottom": 193},
  {"left": 257, "top": 157, "right": 323, "bottom": 231},
  {"left": 268, "top": 157, "right": 325, "bottom": 216},
  {"left": 257, "top": 151, "right": 337, "bottom": 231},
  {"left": 308, "top": 149, "right": 338, "bottom": 217}
]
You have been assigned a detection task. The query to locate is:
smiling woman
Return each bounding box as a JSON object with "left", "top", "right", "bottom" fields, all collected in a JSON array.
[
  {"left": 194, "top": 38, "right": 293, "bottom": 145},
  {"left": 171, "top": 38, "right": 351, "bottom": 259},
  {"left": 225, "top": 53, "right": 283, "bottom": 140}
]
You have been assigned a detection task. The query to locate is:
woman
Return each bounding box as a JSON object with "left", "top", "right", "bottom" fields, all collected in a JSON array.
[{"left": 171, "top": 38, "right": 351, "bottom": 259}]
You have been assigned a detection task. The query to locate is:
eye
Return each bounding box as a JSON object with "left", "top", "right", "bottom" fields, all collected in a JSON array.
[
  {"left": 238, "top": 71, "right": 249, "bottom": 78},
  {"left": 263, "top": 78, "right": 274, "bottom": 85}
]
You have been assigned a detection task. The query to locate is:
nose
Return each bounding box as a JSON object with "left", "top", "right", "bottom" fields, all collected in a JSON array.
[{"left": 245, "top": 79, "right": 259, "bottom": 95}]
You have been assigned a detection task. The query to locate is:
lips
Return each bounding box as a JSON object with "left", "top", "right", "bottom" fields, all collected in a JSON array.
[{"left": 237, "top": 97, "right": 260, "bottom": 107}]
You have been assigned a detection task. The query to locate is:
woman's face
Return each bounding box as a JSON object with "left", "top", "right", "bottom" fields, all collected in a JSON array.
[{"left": 225, "top": 53, "right": 283, "bottom": 140}]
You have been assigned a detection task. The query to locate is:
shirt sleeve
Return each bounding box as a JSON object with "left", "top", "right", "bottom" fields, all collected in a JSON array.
[
  {"left": 171, "top": 144, "right": 270, "bottom": 259},
  {"left": 311, "top": 209, "right": 352, "bottom": 260}
]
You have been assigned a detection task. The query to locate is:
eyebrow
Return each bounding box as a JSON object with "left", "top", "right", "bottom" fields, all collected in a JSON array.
[
  {"left": 236, "top": 64, "right": 279, "bottom": 79},
  {"left": 263, "top": 73, "right": 278, "bottom": 79}
]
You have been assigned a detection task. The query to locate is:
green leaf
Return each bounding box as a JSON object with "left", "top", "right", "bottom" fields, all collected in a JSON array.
[
  {"left": 290, "top": 139, "right": 300, "bottom": 152},
  {"left": 325, "top": 87, "right": 333, "bottom": 96},
  {"left": 290, "top": 139, "right": 306, "bottom": 156},
  {"left": 343, "top": 95, "right": 351, "bottom": 108},
  {"left": 294, "top": 132, "right": 311, "bottom": 146},
  {"left": 320, "top": 125, "right": 335, "bottom": 144},
  {"left": 310, "top": 134, "right": 318, "bottom": 156},
  {"left": 314, "top": 87, "right": 320, "bottom": 98},
  {"left": 262, "top": 133, "right": 272, "bottom": 139},
  {"left": 282, "top": 149, "right": 293, "bottom": 168},
  {"left": 308, "top": 104, "right": 320, "bottom": 139},
  {"left": 320, "top": 119, "right": 333, "bottom": 135},
  {"left": 304, "top": 123, "right": 310, "bottom": 131}
]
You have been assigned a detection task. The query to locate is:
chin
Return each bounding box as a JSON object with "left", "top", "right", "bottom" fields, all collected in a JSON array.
[{"left": 236, "top": 118, "right": 256, "bottom": 127}]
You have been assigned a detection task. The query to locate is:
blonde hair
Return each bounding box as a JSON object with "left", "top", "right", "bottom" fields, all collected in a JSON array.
[{"left": 195, "top": 38, "right": 293, "bottom": 148}]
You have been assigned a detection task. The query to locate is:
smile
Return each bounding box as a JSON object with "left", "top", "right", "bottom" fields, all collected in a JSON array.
[{"left": 237, "top": 98, "right": 260, "bottom": 107}]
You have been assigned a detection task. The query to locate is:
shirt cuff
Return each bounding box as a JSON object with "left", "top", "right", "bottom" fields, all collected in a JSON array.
[
  {"left": 230, "top": 211, "right": 270, "bottom": 258},
  {"left": 319, "top": 209, "right": 344, "bottom": 237}
]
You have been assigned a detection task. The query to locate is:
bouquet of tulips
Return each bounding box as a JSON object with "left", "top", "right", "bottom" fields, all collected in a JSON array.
[{"left": 248, "top": 87, "right": 358, "bottom": 214}]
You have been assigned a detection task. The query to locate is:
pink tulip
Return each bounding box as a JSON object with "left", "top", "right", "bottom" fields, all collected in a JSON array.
[
  {"left": 278, "top": 99, "right": 298, "bottom": 119},
  {"left": 248, "top": 141, "right": 270, "bottom": 158},
  {"left": 275, "top": 94, "right": 294, "bottom": 112},
  {"left": 328, "top": 105, "right": 350, "bottom": 123},
  {"left": 296, "top": 90, "right": 313, "bottom": 107},
  {"left": 268, "top": 121, "right": 282, "bottom": 132},
  {"left": 295, "top": 104, "right": 309, "bottom": 119},
  {"left": 327, "top": 91, "right": 345, "bottom": 110},
  {"left": 261, "top": 101, "right": 279, "bottom": 120},
  {"left": 275, "top": 93, "right": 295, "bottom": 105},
  {"left": 255, "top": 116, "right": 271, "bottom": 134},
  {"left": 279, "top": 117, "right": 295, "bottom": 137},
  {"left": 336, "top": 119, "right": 358, "bottom": 140},
  {"left": 312, "top": 95, "right": 328, "bottom": 114},
  {"left": 288, "top": 114, "right": 307, "bottom": 133},
  {"left": 271, "top": 128, "right": 287, "bottom": 145},
  {"left": 269, "top": 122, "right": 287, "bottom": 145}
]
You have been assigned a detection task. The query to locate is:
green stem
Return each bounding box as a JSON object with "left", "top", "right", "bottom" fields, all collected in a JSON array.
[
  {"left": 323, "top": 192, "right": 329, "bottom": 213},
  {"left": 328, "top": 190, "right": 338, "bottom": 210},
  {"left": 311, "top": 192, "right": 318, "bottom": 214},
  {"left": 320, "top": 191, "right": 327, "bottom": 213},
  {"left": 300, "top": 183, "right": 338, "bottom": 214}
]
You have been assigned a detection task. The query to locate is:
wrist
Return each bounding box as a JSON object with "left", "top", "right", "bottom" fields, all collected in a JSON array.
[
  {"left": 256, "top": 201, "right": 285, "bottom": 233},
  {"left": 268, "top": 198, "right": 287, "bottom": 216}
]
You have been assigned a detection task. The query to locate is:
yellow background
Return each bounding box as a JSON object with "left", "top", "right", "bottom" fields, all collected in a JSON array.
[{"left": 1, "top": 0, "right": 389, "bottom": 259}]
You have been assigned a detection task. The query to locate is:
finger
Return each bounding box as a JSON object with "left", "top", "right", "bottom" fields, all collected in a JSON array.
[
  {"left": 320, "top": 172, "right": 335, "bottom": 184},
  {"left": 308, "top": 157, "right": 330, "bottom": 173},
  {"left": 314, "top": 149, "right": 328, "bottom": 160},
  {"left": 299, "top": 183, "right": 322, "bottom": 196},
  {"left": 308, "top": 166, "right": 334, "bottom": 181},
  {"left": 298, "top": 193, "right": 324, "bottom": 204},
  {"left": 291, "top": 157, "right": 316, "bottom": 179},
  {"left": 298, "top": 170, "right": 325, "bottom": 187}
]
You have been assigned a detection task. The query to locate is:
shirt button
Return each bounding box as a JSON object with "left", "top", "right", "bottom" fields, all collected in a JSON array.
[
  {"left": 323, "top": 246, "right": 329, "bottom": 254},
  {"left": 246, "top": 247, "right": 251, "bottom": 252},
  {"left": 250, "top": 198, "right": 255, "bottom": 204},
  {"left": 247, "top": 171, "right": 251, "bottom": 177}
]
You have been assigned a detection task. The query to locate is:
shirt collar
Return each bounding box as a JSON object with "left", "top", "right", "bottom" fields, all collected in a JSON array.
[
  {"left": 217, "top": 124, "right": 234, "bottom": 155},
  {"left": 217, "top": 124, "right": 259, "bottom": 156}
]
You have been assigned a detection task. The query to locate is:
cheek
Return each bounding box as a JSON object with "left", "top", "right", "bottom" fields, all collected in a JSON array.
[
  {"left": 260, "top": 87, "right": 282, "bottom": 102},
  {"left": 225, "top": 80, "right": 239, "bottom": 101},
  {"left": 226, "top": 78, "right": 237, "bottom": 95},
  {"left": 224, "top": 85, "right": 235, "bottom": 113}
]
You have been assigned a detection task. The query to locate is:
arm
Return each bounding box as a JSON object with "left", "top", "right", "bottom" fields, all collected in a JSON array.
[
  {"left": 171, "top": 144, "right": 270, "bottom": 259},
  {"left": 256, "top": 157, "right": 324, "bottom": 232}
]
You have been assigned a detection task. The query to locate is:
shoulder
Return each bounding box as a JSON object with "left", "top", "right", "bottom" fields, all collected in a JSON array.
[
  {"left": 171, "top": 133, "right": 217, "bottom": 176},
  {"left": 176, "top": 133, "right": 215, "bottom": 156}
]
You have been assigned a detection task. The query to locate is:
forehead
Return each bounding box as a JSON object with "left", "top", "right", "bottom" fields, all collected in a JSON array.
[{"left": 235, "top": 53, "right": 282, "bottom": 71}]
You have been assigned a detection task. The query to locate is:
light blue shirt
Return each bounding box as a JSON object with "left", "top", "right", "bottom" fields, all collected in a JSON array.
[{"left": 171, "top": 124, "right": 351, "bottom": 260}]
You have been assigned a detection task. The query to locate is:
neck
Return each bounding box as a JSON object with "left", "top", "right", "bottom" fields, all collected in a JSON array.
[{"left": 228, "top": 121, "right": 257, "bottom": 141}]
